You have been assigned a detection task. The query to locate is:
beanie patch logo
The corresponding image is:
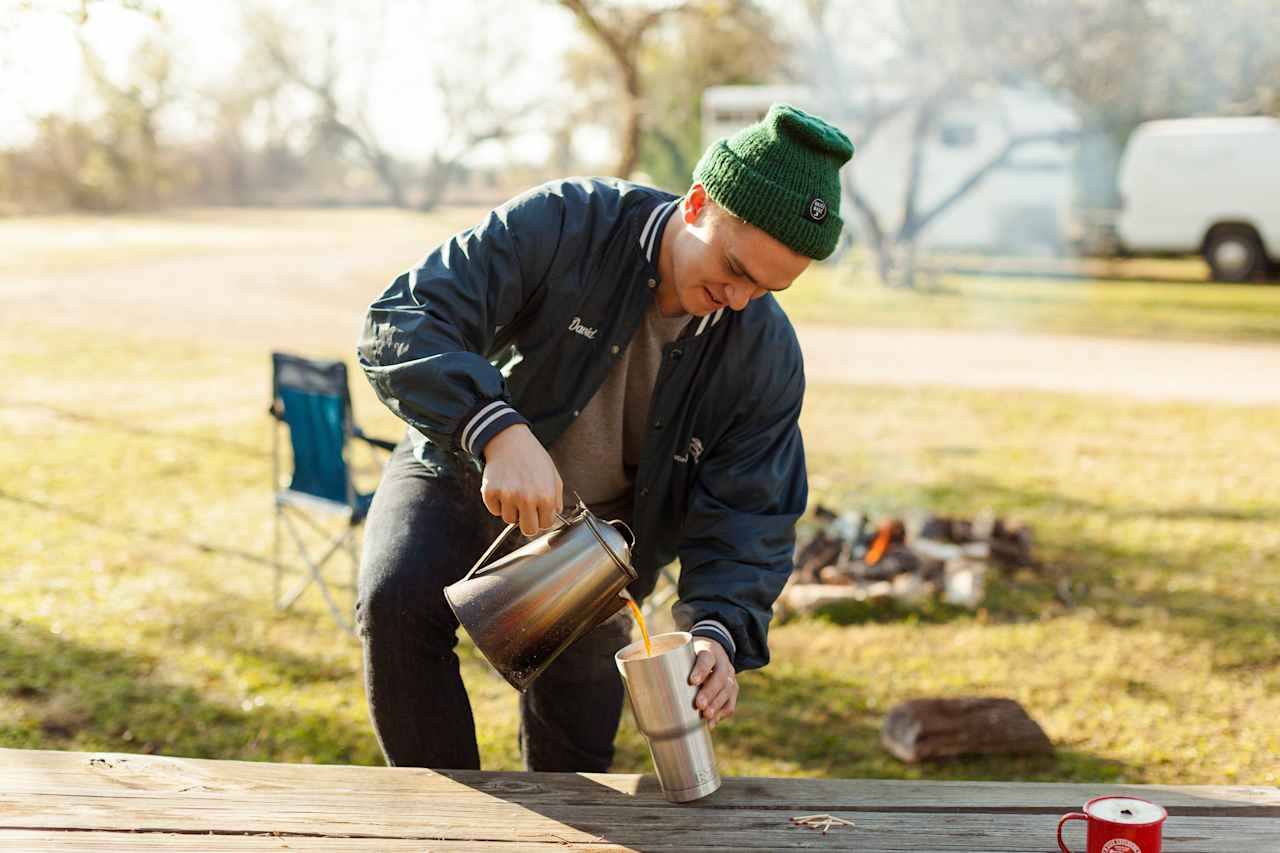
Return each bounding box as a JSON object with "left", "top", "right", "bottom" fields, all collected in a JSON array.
[{"left": 805, "top": 196, "right": 828, "bottom": 223}]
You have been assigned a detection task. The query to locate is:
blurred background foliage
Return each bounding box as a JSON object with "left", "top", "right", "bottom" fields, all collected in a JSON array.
[{"left": 3, "top": 0, "right": 1279, "bottom": 214}]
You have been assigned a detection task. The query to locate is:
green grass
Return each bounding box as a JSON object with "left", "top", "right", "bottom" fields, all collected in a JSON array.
[
  {"left": 783, "top": 384, "right": 1280, "bottom": 783},
  {"left": 777, "top": 260, "right": 1280, "bottom": 343},
  {"left": 2, "top": 314, "right": 1277, "bottom": 785}
]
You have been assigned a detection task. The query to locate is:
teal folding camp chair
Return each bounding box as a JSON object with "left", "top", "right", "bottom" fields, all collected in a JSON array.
[{"left": 269, "top": 352, "right": 395, "bottom": 632}]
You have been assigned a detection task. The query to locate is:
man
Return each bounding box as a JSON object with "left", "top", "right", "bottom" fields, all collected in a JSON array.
[{"left": 356, "top": 103, "right": 853, "bottom": 771}]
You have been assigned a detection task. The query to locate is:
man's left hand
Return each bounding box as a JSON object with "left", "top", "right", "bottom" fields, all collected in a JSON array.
[{"left": 688, "top": 637, "right": 737, "bottom": 729}]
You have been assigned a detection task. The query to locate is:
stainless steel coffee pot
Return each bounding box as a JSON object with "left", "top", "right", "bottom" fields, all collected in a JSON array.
[{"left": 443, "top": 502, "right": 637, "bottom": 691}]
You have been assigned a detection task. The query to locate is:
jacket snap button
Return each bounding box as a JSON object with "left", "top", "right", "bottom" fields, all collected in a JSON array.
[
  {"left": 610, "top": 344, "right": 621, "bottom": 356},
  {"left": 647, "top": 278, "right": 657, "bottom": 288},
  {"left": 671, "top": 348, "right": 683, "bottom": 361},
  {"left": 572, "top": 410, "right": 580, "bottom": 417},
  {"left": 640, "top": 487, "right": 649, "bottom": 497},
  {"left": 652, "top": 420, "right": 663, "bottom": 430}
]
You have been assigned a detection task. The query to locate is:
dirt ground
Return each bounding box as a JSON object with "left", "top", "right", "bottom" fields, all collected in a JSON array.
[{"left": 5, "top": 206, "right": 1279, "bottom": 404}]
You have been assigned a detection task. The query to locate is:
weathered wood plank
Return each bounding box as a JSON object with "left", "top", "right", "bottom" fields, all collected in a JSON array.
[
  {"left": 3, "top": 833, "right": 632, "bottom": 852},
  {"left": 2, "top": 750, "right": 1276, "bottom": 816},
  {"left": 4, "top": 790, "right": 1280, "bottom": 850},
  {"left": 3, "top": 793, "right": 879, "bottom": 846},
  {"left": 1, "top": 814, "right": 1278, "bottom": 852}
]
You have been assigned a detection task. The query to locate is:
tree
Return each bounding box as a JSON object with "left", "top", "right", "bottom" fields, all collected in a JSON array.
[
  {"left": 1, "top": 0, "right": 177, "bottom": 210},
  {"left": 557, "top": 0, "right": 780, "bottom": 182},
  {"left": 556, "top": 0, "right": 665, "bottom": 180},
  {"left": 636, "top": 1, "right": 783, "bottom": 189},
  {"left": 13, "top": 0, "right": 161, "bottom": 24},
  {"left": 76, "top": 31, "right": 176, "bottom": 206},
  {"left": 1052, "top": 0, "right": 1280, "bottom": 140},
  {"left": 242, "top": 0, "right": 542, "bottom": 210},
  {"left": 796, "top": 0, "right": 1280, "bottom": 287},
  {"left": 190, "top": 50, "right": 300, "bottom": 206},
  {"left": 5, "top": 32, "right": 180, "bottom": 211},
  {"left": 796, "top": 0, "right": 1126, "bottom": 287},
  {"left": 243, "top": 2, "right": 407, "bottom": 207}
]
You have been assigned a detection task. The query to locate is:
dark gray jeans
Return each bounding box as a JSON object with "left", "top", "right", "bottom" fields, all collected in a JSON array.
[{"left": 355, "top": 437, "right": 631, "bottom": 771}]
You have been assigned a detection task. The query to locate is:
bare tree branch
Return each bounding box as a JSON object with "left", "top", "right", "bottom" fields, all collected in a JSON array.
[{"left": 557, "top": 0, "right": 735, "bottom": 178}]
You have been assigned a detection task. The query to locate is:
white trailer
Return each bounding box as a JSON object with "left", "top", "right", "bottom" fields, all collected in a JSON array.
[
  {"left": 702, "top": 84, "right": 1080, "bottom": 255},
  {"left": 1116, "top": 117, "right": 1280, "bottom": 281}
]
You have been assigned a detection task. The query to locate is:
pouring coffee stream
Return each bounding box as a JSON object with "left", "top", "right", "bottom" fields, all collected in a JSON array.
[{"left": 621, "top": 588, "right": 653, "bottom": 658}]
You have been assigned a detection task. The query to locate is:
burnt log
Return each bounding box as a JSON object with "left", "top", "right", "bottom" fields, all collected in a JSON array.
[
  {"left": 881, "top": 698, "right": 1053, "bottom": 763},
  {"left": 989, "top": 523, "right": 1037, "bottom": 570},
  {"left": 794, "top": 532, "right": 843, "bottom": 583}
]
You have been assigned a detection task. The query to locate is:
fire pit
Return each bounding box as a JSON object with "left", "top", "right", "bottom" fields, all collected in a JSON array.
[{"left": 780, "top": 506, "right": 1050, "bottom": 617}]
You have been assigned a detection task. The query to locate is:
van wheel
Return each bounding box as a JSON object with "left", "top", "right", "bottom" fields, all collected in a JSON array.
[{"left": 1204, "top": 226, "right": 1265, "bottom": 282}]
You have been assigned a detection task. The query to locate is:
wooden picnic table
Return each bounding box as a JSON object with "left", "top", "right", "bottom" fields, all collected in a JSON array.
[{"left": 1, "top": 748, "right": 1277, "bottom": 851}]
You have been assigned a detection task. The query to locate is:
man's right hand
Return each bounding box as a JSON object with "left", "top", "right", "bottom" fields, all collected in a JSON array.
[{"left": 480, "top": 423, "right": 564, "bottom": 537}]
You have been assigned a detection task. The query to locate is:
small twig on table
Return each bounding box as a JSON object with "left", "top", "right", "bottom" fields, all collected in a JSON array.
[{"left": 790, "top": 813, "right": 856, "bottom": 833}]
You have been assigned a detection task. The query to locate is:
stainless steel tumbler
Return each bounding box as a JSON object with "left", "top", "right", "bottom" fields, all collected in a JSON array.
[{"left": 615, "top": 631, "right": 722, "bottom": 803}]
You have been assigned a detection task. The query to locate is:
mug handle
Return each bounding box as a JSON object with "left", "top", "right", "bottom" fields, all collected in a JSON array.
[{"left": 1057, "top": 812, "right": 1087, "bottom": 853}]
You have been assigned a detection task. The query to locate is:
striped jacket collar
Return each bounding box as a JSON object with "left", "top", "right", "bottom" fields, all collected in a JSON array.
[{"left": 635, "top": 198, "right": 727, "bottom": 339}]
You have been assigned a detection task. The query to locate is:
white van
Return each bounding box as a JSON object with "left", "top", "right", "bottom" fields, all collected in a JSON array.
[{"left": 1116, "top": 117, "right": 1280, "bottom": 281}]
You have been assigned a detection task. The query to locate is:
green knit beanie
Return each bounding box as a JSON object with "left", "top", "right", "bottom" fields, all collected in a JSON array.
[{"left": 693, "top": 103, "right": 854, "bottom": 260}]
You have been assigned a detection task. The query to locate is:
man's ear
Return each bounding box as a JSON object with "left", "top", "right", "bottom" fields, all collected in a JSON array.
[{"left": 683, "top": 183, "right": 708, "bottom": 223}]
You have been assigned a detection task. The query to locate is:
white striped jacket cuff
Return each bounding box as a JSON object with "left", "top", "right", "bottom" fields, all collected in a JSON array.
[
  {"left": 690, "top": 619, "right": 737, "bottom": 663},
  {"left": 459, "top": 400, "right": 528, "bottom": 458}
]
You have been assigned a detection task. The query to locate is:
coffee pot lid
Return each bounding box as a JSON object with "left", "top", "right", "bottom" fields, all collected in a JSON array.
[{"left": 1085, "top": 797, "right": 1167, "bottom": 824}]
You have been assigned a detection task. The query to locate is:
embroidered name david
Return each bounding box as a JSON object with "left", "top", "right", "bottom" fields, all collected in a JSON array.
[{"left": 568, "top": 316, "right": 598, "bottom": 339}]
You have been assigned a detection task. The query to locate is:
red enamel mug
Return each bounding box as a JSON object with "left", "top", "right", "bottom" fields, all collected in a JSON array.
[{"left": 1058, "top": 796, "right": 1168, "bottom": 853}]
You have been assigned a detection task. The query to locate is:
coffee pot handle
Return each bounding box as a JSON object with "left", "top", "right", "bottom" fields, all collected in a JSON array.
[
  {"left": 463, "top": 508, "right": 583, "bottom": 583},
  {"left": 461, "top": 521, "right": 520, "bottom": 583},
  {"left": 607, "top": 518, "right": 635, "bottom": 550}
]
